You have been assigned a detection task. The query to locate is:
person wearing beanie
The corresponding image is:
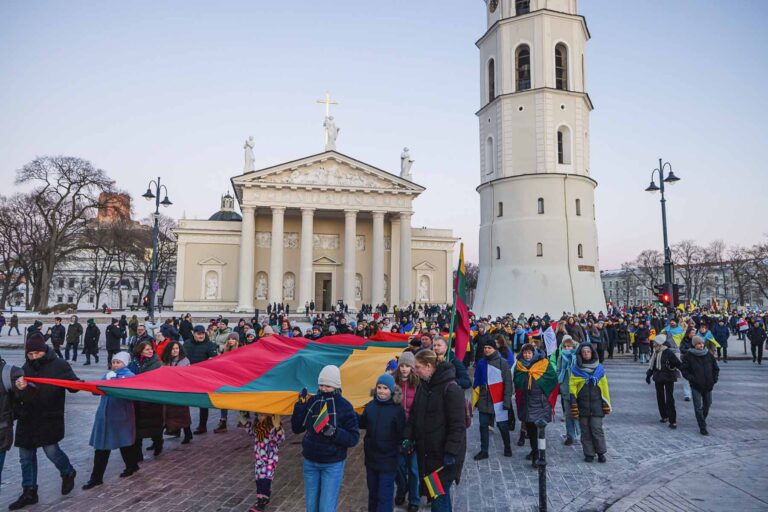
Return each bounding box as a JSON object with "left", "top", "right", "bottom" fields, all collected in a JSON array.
[
  {"left": 359, "top": 373, "right": 405, "bottom": 512},
  {"left": 10, "top": 334, "right": 80, "bottom": 509},
  {"left": 569, "top": 343, "right": 611, "bottom": 463},
  {"left": 681, "top": 336, "right": 719, "bottom": 435},
  {"left": 291, "top": 365, "right": 359, "bottom": 512},
  {"left": 646, "top": 332, "right": 682, "bottom": 429},
  {"left": 82, "top": 351, "right": 138, "bottom": 490},
  {"left": 393, "top": 351, "right": 420, "bottom": 510}
]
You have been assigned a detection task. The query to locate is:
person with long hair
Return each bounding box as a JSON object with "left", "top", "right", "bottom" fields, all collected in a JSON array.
[
  {"left": 161, "top": 342, "right": 193, "bottom": 444},
  {"left": 392, "top": 352, "right": 420, "bottom": 511},
  {"left": 246, "top": 413, "right": 285, "bottom": 512},
  {"left": 129, "top": 342, "right": 164, "bottom": 458}
]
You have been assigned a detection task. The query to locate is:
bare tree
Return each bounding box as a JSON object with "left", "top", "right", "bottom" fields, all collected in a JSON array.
[
  {"left": 743, "top": 238, "right": 768, "bottom": 302},
  {"left": 0, "top": 198, "right": 27, "bottom": 308},
  {"left": 128, "top": 215, "right": 177, "bottom": 310},
  {"left": 726, "top": 246, "right": 751, "bottom": 305},
  {"left": 15, "top": 156, "right": 113, "bottom": 310},
  {"left": 707, "top": 240, "right": 731, "bottom": 300},
  {"left": 672, "top": 240, "right": 710, "bottom": 301},
  {"left": 622, "top": 249, "right": 663, "bottom": 293}
]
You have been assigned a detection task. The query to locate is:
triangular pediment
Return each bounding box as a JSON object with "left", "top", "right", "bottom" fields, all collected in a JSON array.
[
  {"left": 413, "top": 260, "right": 437, "bottom": 271},
  {"left": 198, "top": 257, "right": 227, "bottom": 266},
  {"left": 232, "top": 151, "right": 425, "bottom": 195},
  {"left": 313, "top": 256, "right": 340, "bottom": 265}
]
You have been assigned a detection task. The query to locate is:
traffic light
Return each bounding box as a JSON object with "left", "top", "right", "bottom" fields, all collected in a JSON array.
[
  {"left": 654, "top": 284, "right": 671, "bottom": 306},
  {"left": 672, "top": 284, "right": 680, "bottom": 307}
]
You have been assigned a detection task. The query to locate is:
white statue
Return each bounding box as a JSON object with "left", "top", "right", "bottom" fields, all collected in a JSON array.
[
  {"left": 256, "top": 273, "right": 268, "bottom": 300},
  {"left": 283, "top": 274, "right": 295, "bottom": 300},
  {"left": 354, "top": 274, "right": 363, "bottom": 301},
  {"left": 244, "top": 136, "right": 256, "bottom": 172},
  {"left": 205, "top": 273, "right": 218, "bottom": 299},
  {"left": 400, "top": 147, "right": 414, "bottom": 180},
  {"left": 418, "top": 275, "right": 430, "bottom": 302},
  {"left": 324, "top": 116, "right": 339, "bottom": 151}
]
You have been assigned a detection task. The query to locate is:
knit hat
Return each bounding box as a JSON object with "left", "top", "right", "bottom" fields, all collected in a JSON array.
[
  {"left": 245, "top": 329, "right": 256, "bottom": 337},
  {"left": 318, "top": 365, "right": 342, "bottom": 389},
  {"left": 653, "top": 334, "right": 667, "bottom": 346},
  {"left": 398, "top": 351, "right": 416, "bottom": 368},
  {"left": 691, "top": 335, "right": 705, "bottom": 347},
  {"left": 376, "top": 373, "right": 395, "bottom": 394},
  {"left": 111, "top": 351, "right": 131, "bottom": 367},
  {"left": 25, "top": 332, "right": 47, "bottom": 353}
]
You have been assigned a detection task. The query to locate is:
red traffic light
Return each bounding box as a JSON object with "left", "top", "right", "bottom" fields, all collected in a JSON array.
[{"left": 662, "top": 294, "right": 670, "bottom": 303}]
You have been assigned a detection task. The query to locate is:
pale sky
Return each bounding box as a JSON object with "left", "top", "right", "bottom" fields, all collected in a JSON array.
[{"left": 1, "top": 0, "right": 766, "bottom": 270}]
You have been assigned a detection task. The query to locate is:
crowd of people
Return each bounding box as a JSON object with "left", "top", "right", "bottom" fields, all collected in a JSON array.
[{"left": 0, "top": 303, "right": 764, "bottom": 512}]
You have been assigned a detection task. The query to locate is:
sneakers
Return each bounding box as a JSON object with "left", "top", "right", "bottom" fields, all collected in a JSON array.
[
  {"left": 597, "top": 454, "right": 607, "bottom": 463},
  {"left": 214, "top": 420, "right": 228, "bottom": 433},
  {"left": 8, "top": 488, "right": 38, "bottom": 510},
  {"left": 473, "top": 451, "right": 489, "bottom": 461},
  {"left": 564, "top": 436, "right": 574, "bottom": 446},
  {"left": 61, "top": 470, "right": 76, "bottom": 495}
]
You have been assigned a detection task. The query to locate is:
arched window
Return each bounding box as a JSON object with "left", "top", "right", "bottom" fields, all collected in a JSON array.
[
  {"left": 577, "top": 244, "right": 584, "bottom": 258},
  {"left": 536, "top": 243, "right": 543, "bottom": 257},
  {"left": 516, "top": 0, "right": 530, "bottom": 15},
  {"left": 557, "top": 125, "right": 571, "bottom": 164},
  {"left": 496, "top": 246, "right": 501, "bottom": 260},
  {"left": 488, "top": 58, "right": 496, "bottom": 103},
  {"left": 537, "top": 197, "right": 544, "bottom": 214},
  {"left": 497, "top": 201, "right": 503, "bottom": 217},
  {"left": 485, "top": 136, "right": 495, "bottom": 175},
  {"left": 575, "top": 198, "right": 581, "bottom": 216},
  {"left": 555, "top": 43, "right": 568, "bottom": 90},
  {"left": 516, "top": 45, "right": 531, "bottom": 91}
]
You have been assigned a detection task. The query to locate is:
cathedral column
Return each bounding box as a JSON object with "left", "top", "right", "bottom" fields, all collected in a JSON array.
[
  {"left": 371, "top": 211, "right": 385, "bottom": 306},
  {"left": 237, "top": 206, "right": 256, "bottom": 311},
  {"left": 343, "top": 210, "right": 358, "bottom": 309},
  {"left": 390, "top": 215, "right": 400, "bottom": 307},
  {"left": 268, "top": 206, "right": 285, "bottom": 304},
  {"left": 399, "top": 212, "right": 412, "bottom": 307},
  {"left": 299, "top": 208, "right": 315, "bottom": 309},
  {"left": 173, "top": 242, "right": 186, "bottom": 304}
]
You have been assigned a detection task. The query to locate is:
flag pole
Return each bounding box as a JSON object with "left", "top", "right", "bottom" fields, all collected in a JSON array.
[{"left": 446, "top": 243, "right": 462, "bottom": 355}]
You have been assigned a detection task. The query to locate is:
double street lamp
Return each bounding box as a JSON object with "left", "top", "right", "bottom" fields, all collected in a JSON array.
[
  {"left": 142, "top": 177, "right": 172, "bottom": 321},
  {"left": 645, "top": 158, "right": 681, "bottom": 308}
]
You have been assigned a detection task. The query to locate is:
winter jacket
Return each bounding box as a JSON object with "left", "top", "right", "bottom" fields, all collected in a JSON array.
[
  {"left": 472, "top": 331, "right": 492, "bottom": 363},
  {"left": 358, "top": 392, "right": 406, "bottom": 472},
  {"left": 712, "top": 324, "right": 730, "bottom": 348},
  {"left": 84, "top": 325, "right": 101, "bottom": 354},
  {"left": 397, "top": 378, "right": 417, "bottom": 421},
  {"left": 445, "top": 350, "right": 472, "bottom": 389},
  {"left": 291, "top": 390, "right": 360, "bottom": 464},
  {"left": 183, "top": 337, "right": 218, "bottom": 364},
  {"left": 129, "top": 355, "right": 164, "bottom": 439},
  {"left": 747, "top": 326, "right": 767, "bottom": 345},
  {"left": 569, "top": 345, "right": 611, "bottom": 418},
  {"left": 160, "top": 322, "right": 180, "bottom": 341},
  {"left": 15, "top": 348, "right": 79, "bottom": 448},
  {"left": 65, "top": 320, "right": 83, "bottom": 345},
  {"left": 89, "top": 367, "right": 136, "bottom": 450},
  {"left": 646, "top": 348, "right": 681, "bottom": 384},
  {"left": 179, "top": 319, "right": 194, "bottom": 341},
  {"left": 214, "top": 327, "right": 233, "bottom": 353},
  {"left": 45, "top": 324, "right": 66, "bottom": 346},
  {"left": 474, "top": 350, "right": 513, "bottom": 415},
  {"left": 0, "top": 360, "right": 24, "bottom": 452},
  {"left": 635, "top": 326, "right": 651, "bottom": 345},
  {"left": 513, "top": 355, "right": 557, "bottom": 424},
  {"left": 681, "top": 350, "right": 719, "bottom": 392},
  {"left": 128, "top": 317, "right": 139, "bottom": 337},
  {"left": 679, "top": 336, "right": 693, "bottom": 356},
  {"left": 404, "top": 362, "right": 466, "bottom": 487},
  {"left": 105, "top": 324, "right": 125, "bottom": 351}
]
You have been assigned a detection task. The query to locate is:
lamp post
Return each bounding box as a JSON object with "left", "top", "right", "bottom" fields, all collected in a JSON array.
[
  {"left": 142, "top": 177, "right": 172, "bottom": 321},
  {"left": 645, "top": 159, "right": 681, "bottom": 308}
]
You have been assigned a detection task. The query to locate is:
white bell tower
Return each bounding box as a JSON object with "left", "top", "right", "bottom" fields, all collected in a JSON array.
[{"left": 473, "top": 0, "right": 606, "bottom": 316}]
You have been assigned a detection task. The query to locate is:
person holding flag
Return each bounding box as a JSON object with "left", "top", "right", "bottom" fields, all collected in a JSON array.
[
  {"left": 291, "top": 365, "right": 360, "bottom": 512},
  {"left": 448, "top": 243, "right": 471, "bottom": 366},
  {"left": 569, "top": 343, "right": 611, "bottom": 463},
  {"left": 472, "top": 338, "right": 514, "bottom": 460}
]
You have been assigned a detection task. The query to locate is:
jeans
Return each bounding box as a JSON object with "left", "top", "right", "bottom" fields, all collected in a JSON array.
[
  {"left": 561, "top": 396, "right": 580, "bottom": 439},
  {"left": 8, "top": 326, "right": 20, "bottom": 336},
  {"left": 654, "top": 381, "right": 676, "bottom": 424},
  {"left": 366, "top": 468, "right": 396, "bottom": 512},
  {"left": 579, "top": 416, "right": 606, "bottom": 457},
  {"left": 430, "top": 480, "right": 453, "bottom": 512},
  {"left": 19, "top": 444, "right": 75, "bottom": 489},
  {"left": 682, "top": 379, "right": 691, "bottom": 399},
  {"left": 751, "top": 342, "right": 763, "bottom": 364},
  {"left": 0, "top": 449, "right": 6, "bottom": 487},
  {"left": 303, "top": 458, "right": 345, "bottom": 512},
  {"left": 396, "top": 452, "right": 420, "bottom": 507},
  {"left": 691, "top": 388, "right": 712, "bottom": 429},
  {"left": 65, "top": 343, "right": 79, "bottom": 361},
  {"left": 220, "top": 409, "right": 229, "bottom": 420},
  {"left": 478, "top": 412, "right": 510, "bottom": 453}
]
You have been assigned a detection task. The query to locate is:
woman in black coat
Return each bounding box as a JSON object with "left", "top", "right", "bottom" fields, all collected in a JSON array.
[
  {"left": 83, "top": 319, "right": 101, "bottom": 366},
  {"left": 128, "top": 342, "right": 164, "bottom": 458},
  {"left": 645, "top": 335, "right": 682, "bottom": 428},
  {"left": 404, "top": 350, "right": 466, "bottom": 509}
]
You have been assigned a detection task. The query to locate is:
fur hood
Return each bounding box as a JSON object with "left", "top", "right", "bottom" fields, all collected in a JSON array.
[{"left": 369, "top": 384, "right": 402, "bottom": 405}]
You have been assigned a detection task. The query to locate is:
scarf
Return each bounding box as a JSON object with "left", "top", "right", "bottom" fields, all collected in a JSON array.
[
  {"left": 689, "top": 347, "right": 709, "bottom": 357},
  {"left": 515, "top": 357, "right": 546, "bottom": 390},
  {"left": 557, "top": 349, "right": 576, "bottom": 384},
  {"left": 648, "top": 346, "right": 667, "bottom": 371},
  {"left": 571, "top": 362, "right": 604, "bottom": 386}
]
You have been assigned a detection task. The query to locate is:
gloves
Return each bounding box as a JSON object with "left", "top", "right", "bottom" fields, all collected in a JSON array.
[
  {"left": 570, "top": 403, "right": 579, "bottom": 419},
  {"left": 645, "top": 374, "right": 651, "bottom": 385},
  {"left": 298, "top": 388, "right": 310, "bottom": 404},
  {"left": 443, "top": 454, "right": 456, "bottom": 467},
  {"left": 602, "top": 403, "right": 611, "bottom": 415},
  {"left": 400, "top": 439, "right": 414, "bottom": 455},
  {"left": 321, "top": 424, "right": 336, "bottom": 437}
]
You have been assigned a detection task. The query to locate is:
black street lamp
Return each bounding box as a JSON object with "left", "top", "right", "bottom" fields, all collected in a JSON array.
[
  {"left": 143, "top": 177, "right": 172, "bottom": 321},
  {"left": 645, "top": 158, "right": 681, "bottom": 308}
]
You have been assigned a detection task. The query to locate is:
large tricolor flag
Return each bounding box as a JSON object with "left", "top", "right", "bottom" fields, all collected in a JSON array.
[
  {"left": 26, "top": 335, "right": 407, "bottom": 414},
  {"left": 471, "top": 357, "right": 508, "bottom": 422},
  {"left": 448, "top": 243, "right": 471, "bottom": 358}
]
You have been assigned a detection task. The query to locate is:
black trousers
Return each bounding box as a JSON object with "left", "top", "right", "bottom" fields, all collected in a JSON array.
[
  {"left": 751, "top": 342, "right": 763, "bottom": 363},
  {"left": 90, "top": 447, "right": 138, "bottom": 483},
  {"left": 52, "top": 343, "right": 63, "bottom": 358},
  {"left": 595, "top": 345, "right": 605, "bottom": 363},
  {"left": 525, "top": 422, "right": 539, "bottom": 455},
  {"left": 716, "top": 346, "right": 728, "bottom": 361},
  {"left": 198, "top": 407, "right": 209, "bottom": 429},
  {"left": 654, "top": 381, "right": 676, "bottom": 424}
]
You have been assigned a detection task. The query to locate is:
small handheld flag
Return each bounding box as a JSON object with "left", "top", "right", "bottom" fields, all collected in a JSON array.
[
  {"left": 313, "top": 402, "right": 330, "bottom": 433},
  {"left": 423, "top": 467, "right": 446, "bottom": 499}
]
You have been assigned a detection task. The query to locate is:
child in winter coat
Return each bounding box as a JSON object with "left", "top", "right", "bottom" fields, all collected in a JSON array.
[
  {"left": 247, "top": 413, "right": 285, "bottom": 512},
  {"left": 569, "top": 343, "right": 611, "bottom": 463},
  {"left": 359, "top": 373, "right": 406, "bottom": 512}
]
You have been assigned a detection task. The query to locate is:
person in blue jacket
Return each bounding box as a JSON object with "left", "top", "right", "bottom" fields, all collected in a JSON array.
[
  {"left": 82, "top": 351, "right": 139, "bottom": 489},
  {"left": 291, "top": 365, "right": 360, "bottom": 512}
]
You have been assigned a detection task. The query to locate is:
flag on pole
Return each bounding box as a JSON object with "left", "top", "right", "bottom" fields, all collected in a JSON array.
[
  {"left": 313, "top": 402, "right": 330, "bottom": 433},
  {"left": 423, "top": 467, "right": 446, "bottom": 499},
  {"left": 448, "top": 243, "right": 471, "bottom": 359}
]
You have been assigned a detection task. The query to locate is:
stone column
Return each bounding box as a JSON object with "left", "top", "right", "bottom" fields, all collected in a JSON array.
[
  {"left": 390, "top": 215, "right": 400, "bottom": 307},
  {"left": 268, "top": 206, "right": 285, "bottom": 305},
  {"left": 343, "top": 210, "right": 358, "bottom": 310},
  {"left": 446, "top": 249, "right": 453, "bottom": 304},
  {"left": 399, "top": 212, "right": 412, "bottom": 307},
  {"left": 237, "top": 206, "right": 256, "bottom": 311},
  {"left": 371, "top": 211, "right": 385, "bottom": 307},
  {"left": 173, "top": 242, "right": 186, "bottom": 304},
  {"left": 299, "top": 208, "right": 315, "bottom": 309}
]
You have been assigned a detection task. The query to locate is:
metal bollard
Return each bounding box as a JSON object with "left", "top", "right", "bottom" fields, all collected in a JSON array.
[{"left": 536, "top": 419, "right": 548, "bottom": 511}]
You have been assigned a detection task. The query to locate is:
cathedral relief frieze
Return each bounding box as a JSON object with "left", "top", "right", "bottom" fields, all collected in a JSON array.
[
  {"left": 242, "top": 187, "right": 413, "bottom": 211},
  {"left": 258, "top": 162, "right": 395, "bottom": 190}
]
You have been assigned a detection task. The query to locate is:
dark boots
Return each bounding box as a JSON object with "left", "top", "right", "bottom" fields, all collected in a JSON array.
[{"left": 9, "top": 488, "right": 39, "bottom": 510}]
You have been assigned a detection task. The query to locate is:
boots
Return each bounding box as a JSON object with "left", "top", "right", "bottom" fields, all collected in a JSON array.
[
  {"left": 249, "top": 496, "right": 269, "bottom": 512},
  {"left": 181, "top": 427, "right": 193, "bottom": 445},
  {"left": 9, "top": 488, "right": 39, "bottom": 510},
  {"left": 214, "top": 419, "right": 227, "bottom": 433},
  {"left": 62, "top": 469, "right": 76, "bottom": 495}
]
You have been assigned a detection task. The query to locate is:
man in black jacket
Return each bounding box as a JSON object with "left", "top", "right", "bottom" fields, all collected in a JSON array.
[
  {"left": 9, "top": 333, "right": 80, "bottom": 510},
  {"left": 64, "top": 315, "right": 83, "bottom": 362},
  {"left": 0, "top": 357, "right": 24, "bottom": 488},
  {"left": 105, "top": 318, "right": 125, "bottom": 368},
  {"left": 681, "top": 336, "right": 719, "bottom": 435},
  {"left": 183, "top": 326, "right": 218, "bottom": 434},
  {"left": 44, "top": 317, "right": 66, "bottom": 359}
]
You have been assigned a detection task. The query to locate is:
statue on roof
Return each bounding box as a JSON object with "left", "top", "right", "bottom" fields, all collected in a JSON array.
[
  {"left": 244, "top": 136, "right": 256, "bottom": 172},
  {"left": 400, "top": 147, "right": 414, "bottom": 181},
  {"left": 324, "top": 116, "right": 339, "bottom": 151}
]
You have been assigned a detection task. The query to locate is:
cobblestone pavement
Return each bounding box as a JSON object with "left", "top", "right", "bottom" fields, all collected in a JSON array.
[{"left": 0, "top": 349, "right": 765, "bottom": 511}]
